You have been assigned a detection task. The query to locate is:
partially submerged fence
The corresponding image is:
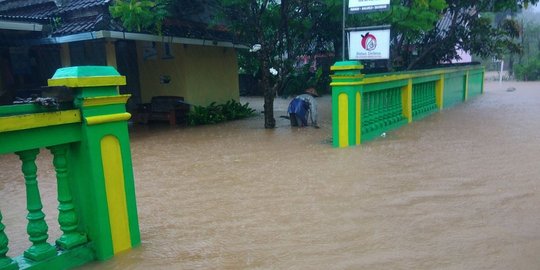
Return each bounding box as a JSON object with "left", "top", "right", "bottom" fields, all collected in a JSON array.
[
  {"left": 330, "top": 61, "right": 484, "bottom": 148},
  {"left": 0, "top": 66, "right": 140, "bottom": 270}
]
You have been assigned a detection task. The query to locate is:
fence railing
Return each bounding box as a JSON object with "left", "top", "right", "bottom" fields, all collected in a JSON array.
[
  {"left": 0, "top": 66, "right": 140, "bottom": 270},
  {"left": 330, "top": 61, "right": 484, "bottom": 148}
]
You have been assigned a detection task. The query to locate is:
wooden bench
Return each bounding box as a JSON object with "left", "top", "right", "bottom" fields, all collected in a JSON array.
[{"left": 137, "top": 96, "right": 190, "bottom": 125}]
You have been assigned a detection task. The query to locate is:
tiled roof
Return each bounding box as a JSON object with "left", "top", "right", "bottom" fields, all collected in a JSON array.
[
  {"left": 57, "top": 0, "right": 109, "bottom": 14},
  {"left": 0, "top": 0, "right": 110, "bottom": 18},
  {"left": 51, "top": 13, "right": 123, "bottom": 36},
  {"left": 0, "top": 14, "right": 48, "bottom": 23},
  {"left": 0, "top": 0, "right": 53, "bottom": 12},
  {"left": 0, "top": 1, "right": 56, "bottom": 19},
  {"left": 0, "top": 0, "right": 237, "bottom": 44}
]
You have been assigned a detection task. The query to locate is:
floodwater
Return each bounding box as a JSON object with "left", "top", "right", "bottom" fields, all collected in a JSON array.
[{"left": 1, "top": 80, "right": 540, "bottom": 270}]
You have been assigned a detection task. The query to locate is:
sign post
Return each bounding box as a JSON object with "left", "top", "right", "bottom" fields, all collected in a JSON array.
[
  {"left": 348, "top": 0, "right": 390, "bottom": 13},
  {"left": 342, "top": 0, "right": 346, "bottom": 60}
]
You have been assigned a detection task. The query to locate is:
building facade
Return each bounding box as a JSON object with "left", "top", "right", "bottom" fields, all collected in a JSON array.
[{"left": 0, "top": 0, "right": 244, "bottom": 110}]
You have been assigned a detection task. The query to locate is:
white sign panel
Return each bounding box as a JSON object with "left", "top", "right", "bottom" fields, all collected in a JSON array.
[
  {"left": 348, "top": 29, "right": 390, "bottom": 60},
  {"left": 348, "top": 0, "right": 390, "bottom": 13}
]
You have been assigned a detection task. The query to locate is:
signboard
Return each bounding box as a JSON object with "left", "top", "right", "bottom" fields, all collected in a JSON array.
[
  {"left": 348, "top": 28, "right": 390, "bottom": 60},
  {"left": 348, "top": 0, "right": 390, "bottom": 13}
]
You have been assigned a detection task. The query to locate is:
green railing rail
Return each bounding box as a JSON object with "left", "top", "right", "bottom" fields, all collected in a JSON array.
[
  {"left": 0, "top": 66, "right": 140, "bottom": 270},
  {"left": 330, "top": 61, "right": 484, "bottom": 148},
  {"left": 361, "top": 86, "right": 407, "bottom": 142}
]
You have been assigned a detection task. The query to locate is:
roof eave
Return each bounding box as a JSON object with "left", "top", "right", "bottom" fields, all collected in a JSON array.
[
  {"left": 0, "top": 20, "right": 43, "bottom": 31},
  {"left": 32, "top": 30, "right": 249, "bottom": 49}
]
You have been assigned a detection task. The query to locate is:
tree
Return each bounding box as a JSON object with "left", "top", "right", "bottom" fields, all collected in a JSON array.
[
  {"left": 109, "top": 0, "right": 169, "bottom": 33},
  {"left": 514, "top": 7, "right": 540, "bottom": 80},
  {"left": 342, "top": 0, "right": 540, "bottom": 70},
  {"left": 518, "top": 8, "right": 540, "bottom": 63},
  {"left": 405, "top": 0, "right": 539, "bottom": 69},
  {"left": 221, "top": 0, "right": 340, "bottom": 128}
]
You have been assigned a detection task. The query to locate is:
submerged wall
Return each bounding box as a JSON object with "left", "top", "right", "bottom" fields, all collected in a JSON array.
[{"left": 330, "top": 61, "right": 485, "bottom": 148}]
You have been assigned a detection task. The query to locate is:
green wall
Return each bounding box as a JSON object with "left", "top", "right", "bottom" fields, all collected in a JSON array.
[
  {"left": 443, "top": 72, "right": 466, "bottom": 108},
  {"left": 468, "top": 71, "right": 484, "bottom": 98}
]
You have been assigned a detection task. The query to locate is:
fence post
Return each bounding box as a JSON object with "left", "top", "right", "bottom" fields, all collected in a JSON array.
[
  {"left": 47, "top": 145, "right": 88, "bottom": 250},
  {"left": 330, "top": 61, "right": 364, "bottom": 148},
  {"left": 464, "top": 70, "right": 470, "bottom": 101},
  {"left": 16, "top": 149, "right": 57, "bottom": 261},
  {"left": 481, "top": 68, "right": 485, "bottom": 94},
  {"left": 0, "top": 211, "right": 18, "bottom": 270},
  {"left": 435, "top": 74, "right": 445, "bottom": 110},
  {"left": 48, "top": 66, "right": 141, "bottom": 261},
  {"left": 402, "top": 79, "right": 413, "bottom": 123}
]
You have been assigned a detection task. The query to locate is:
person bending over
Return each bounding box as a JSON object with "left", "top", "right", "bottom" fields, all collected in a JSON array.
[{"left": 287, "top": 87, "right": 319, "bottom": 128}]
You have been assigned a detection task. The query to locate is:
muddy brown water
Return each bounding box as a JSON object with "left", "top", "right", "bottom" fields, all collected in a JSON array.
[{"left": 1, "top": 81, "right": 540, "bottom": 270}]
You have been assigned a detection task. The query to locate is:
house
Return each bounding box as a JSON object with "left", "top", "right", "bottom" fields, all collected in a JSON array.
[{"left": 0, "top": 0, "right": 245, "bottom": 112}]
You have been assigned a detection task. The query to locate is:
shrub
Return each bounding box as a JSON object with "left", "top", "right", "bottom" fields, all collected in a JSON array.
[
  {"left": 188, "top": 100, "right": 256, "bottom": 126},
  {"left": 514, "top": 55, "right": 540, "bottom": 81}
]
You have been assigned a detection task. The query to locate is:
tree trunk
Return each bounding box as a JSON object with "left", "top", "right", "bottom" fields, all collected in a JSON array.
[
  {"left": 263, "top": 90, "right": 276, "bottom": 128},
  {"left": 260, "top": 57, "right": 276, "bottom": 128}
]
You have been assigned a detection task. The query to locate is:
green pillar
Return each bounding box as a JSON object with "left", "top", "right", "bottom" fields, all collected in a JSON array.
[
  {"left": 47, "top": 145, "right": 88, "bottom": 250},
  {"left": 15, "top": 149, "right": 57, "bottom": 261},
  {"left": 48, "top": 66, "right": 140, "bottom": 261},
  {"left": 0, "top": 211, "right": 18, "bottom": 270},
  {"left": 330, "top": 61, "right": 364, "bottom": 148}
]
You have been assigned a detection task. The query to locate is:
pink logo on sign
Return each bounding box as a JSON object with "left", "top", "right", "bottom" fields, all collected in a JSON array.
[{"left": 361, "top": 32, "right": 377, "bottom": 51}]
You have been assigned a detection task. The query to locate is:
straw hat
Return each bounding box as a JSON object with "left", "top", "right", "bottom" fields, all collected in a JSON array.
[{"left": 305, "top": 87, "right": 319, "bottom": 97}]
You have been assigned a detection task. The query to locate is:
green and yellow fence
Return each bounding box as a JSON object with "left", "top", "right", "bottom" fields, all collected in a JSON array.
[
  {"left": 0, "top": 66, "right": 140, "bottom": 270},
  {"left": 331, "top": 61, "right": 484, "bottom": 148}
]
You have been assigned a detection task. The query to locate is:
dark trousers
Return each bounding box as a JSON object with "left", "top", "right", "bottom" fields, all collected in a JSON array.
[{"left": 289, "top": 113, "right": 306, "bottom": 127}]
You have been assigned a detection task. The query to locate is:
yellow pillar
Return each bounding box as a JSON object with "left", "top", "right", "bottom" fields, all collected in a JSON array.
[
  {"left": 435, "top": 74, "right": 444, "bottom": 110},
  {"left": 105, "top": 40, "right": 117, "bottom": 68},
  {"left": 402, "top": 79, "right": 413, "bottom": 123},
  {"left": 60, "top": 43, "right": 70, "bottom": 67},
  {"left": 338, "top": 93, "right": 349, "bottom": 148},
  {"left": 101, "top": 135, "right": 132, "bottom": 253}
]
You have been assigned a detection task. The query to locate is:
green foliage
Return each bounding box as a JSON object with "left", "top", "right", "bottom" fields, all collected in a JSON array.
[
  {"left": 168, "top": 0, "right": 207, "bottom": 18},
  {"left": 514, "top": 54, "right": 540, "bottom": 81},
  {"left": 220, "top": 99, "right": 256, "bottom": 120},
  {"left": 343, "top": 0, "right": 540, "bottom": 69},
  {"left": 188, "top": 100, "right": 256, "bottom": 126},
  {"left": 281, "top": 66, "right": 324, "bottom": 97},
  {"left": 514, "top": 9, "right": 540, "bottom": 72},
  {"left": 408, "top": 0, "right": 539, "bottom": 68},
  {"left": 237, "top": 49, "right": 261, "bottom": 76},
  {"left": 357, "top": 0, "right": 446, "bottom": 38},
  {"left": 109, "top": 0, "right": 169, "bottom": 33},
  {"left": 466, "top": 17, "right": 522, "bottom": 60},
  {"left": 188, "top": 102, "right": 225, "bottom": 125}
]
